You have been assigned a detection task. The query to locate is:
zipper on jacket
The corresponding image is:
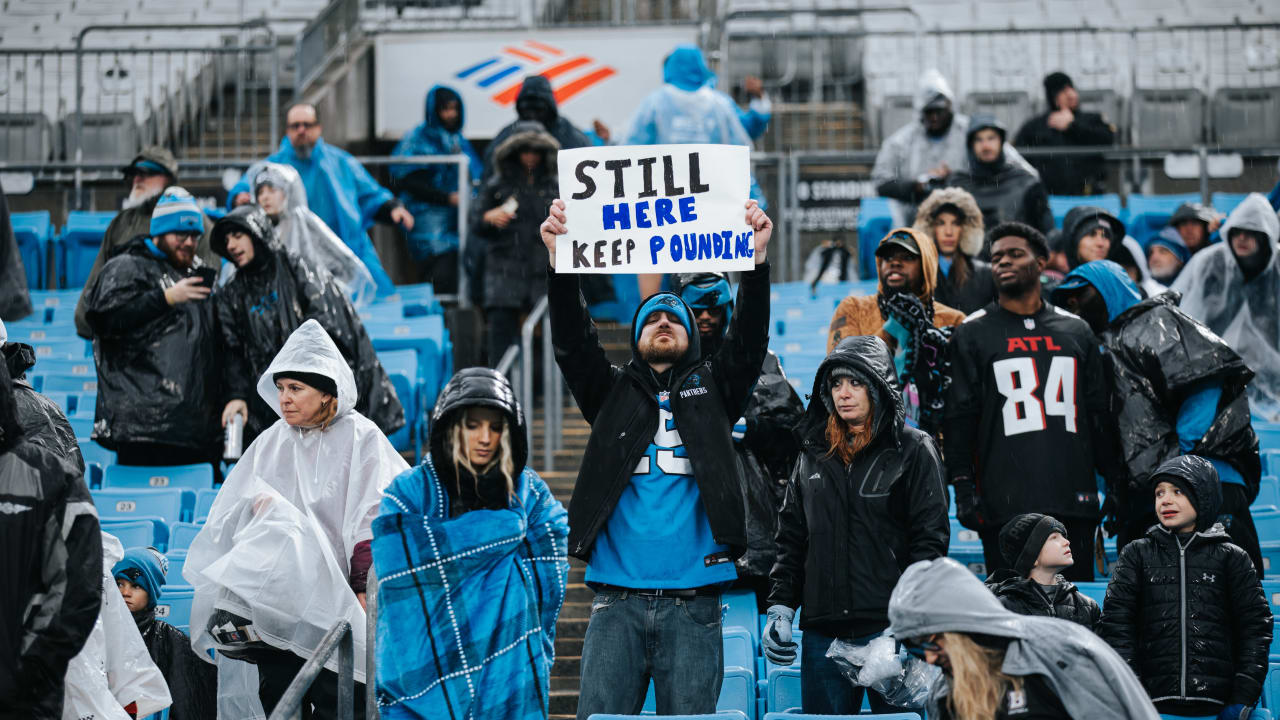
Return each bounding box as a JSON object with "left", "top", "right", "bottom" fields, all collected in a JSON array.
[{"left": 1178, "top": 534, "right": 1195, "bottom": 699}]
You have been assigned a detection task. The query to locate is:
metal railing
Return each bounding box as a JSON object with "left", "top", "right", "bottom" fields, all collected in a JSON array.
[
  {"left": 495, "top": 294, "right": 563, "bottom": 474},
  {"left": 267, "top": 620, "right": 356, "bottom": 720},
  {"left": 297, "top": 0, "right": 362, "bottom": 91}
]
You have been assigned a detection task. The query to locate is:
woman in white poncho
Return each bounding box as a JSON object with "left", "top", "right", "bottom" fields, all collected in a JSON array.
[{"left": 184, "top": 319, "right": 408, "bottom": 720}]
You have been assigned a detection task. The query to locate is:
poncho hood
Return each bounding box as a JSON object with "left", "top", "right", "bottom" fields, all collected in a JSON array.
[
  {"left": 1054, "top": 259, "right": 1142, "bottom": 323},
  {"left": 425, "top": 84, "right": 464, "bottom": 130},
  {"left": 664, "top": 45, "right": 715, "bottom": 92},
  {"left": 251, "top": 161, "right": 310, "bottom": 214},
  {"left": 913, "top": 68, "right": 956, "bottom": 112},
  {"left": 256, "top": 319, "right": 359, "bottom": 420}
]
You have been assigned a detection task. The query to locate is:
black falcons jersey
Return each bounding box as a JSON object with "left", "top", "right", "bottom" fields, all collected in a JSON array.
[{"left": 943, "top": 301, "right": 1106, "bottom": 524}]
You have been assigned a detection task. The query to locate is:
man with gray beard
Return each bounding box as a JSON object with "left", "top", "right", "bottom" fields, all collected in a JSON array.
[{"left": 74, "top": 147, "right": 217, "bottom": 338}]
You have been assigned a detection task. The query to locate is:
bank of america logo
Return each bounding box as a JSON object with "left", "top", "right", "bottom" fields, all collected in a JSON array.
[{"left": 455, "top": 40, "right": 617, "bottom": 106}]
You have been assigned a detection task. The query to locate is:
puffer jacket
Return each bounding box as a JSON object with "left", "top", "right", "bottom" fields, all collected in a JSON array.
[
  {"left": 985, "top": 569, "right": 1101, "bottom": 631},
  {"left": 769, "top": 335, "right": 950, "bottom": 637},
  {"left": 1098, "top": 456, "right": 1271, "bottom": 711}
]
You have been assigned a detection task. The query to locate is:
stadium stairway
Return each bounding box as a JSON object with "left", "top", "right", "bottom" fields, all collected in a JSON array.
[{"left": 547, "top": 320, "right": 632, "bottom": 719}]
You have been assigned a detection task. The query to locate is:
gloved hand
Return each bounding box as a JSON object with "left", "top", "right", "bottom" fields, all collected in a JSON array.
[
  {"left": 953, "top": 479, "right": 985, "bottom": 531},
  {"left": 1217, "top": 704, "right": 1250, "bottom": 720},
  {"left": 732, "top": 417, "right": 747, "bottom": 443},
  {"left": 762, "top": 604, "right": 797, "bottom": 665}
]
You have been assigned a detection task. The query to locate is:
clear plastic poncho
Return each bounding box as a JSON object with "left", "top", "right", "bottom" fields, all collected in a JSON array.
[
  {"left": 62, "top": 532, "right": 172, "bottom": 720},
  {"left": 1173, "top": 192, "right": 1280, "bottom": 421},
  {"left": 184, "top": 319, "right": 409, "bottom": 682},
  {"left": 236, "top": 162, "right": 377, "bottom": 308}
]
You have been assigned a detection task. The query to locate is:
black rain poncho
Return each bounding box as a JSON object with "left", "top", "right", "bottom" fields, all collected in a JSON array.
[
  {"left": 132, "top": 611, "right": 218, "bottom": 720},
  {"left": 2, "top": 341, "right": 85, "bottom": 473},
  {"left": 0, "top": 358, "right": 102, "bottom": 719},
  {"left": 82, "top": 236, "right": 221, "bottom": 451},
  {"left": 1173, "top": 192, "right": 1280, "bottom": 421},
  {"left": 0, "top": 190, "right": 33, "bottom": 322},
  {"left": 212, "top": 205, "right": 404, "bottom": 442}
]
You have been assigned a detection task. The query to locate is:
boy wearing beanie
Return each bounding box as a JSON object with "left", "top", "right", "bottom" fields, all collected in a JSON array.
[
  {"left": 985, "top": 513, "right": 1101, "bottom": 630},
  {"left": 1099, "top": 456, "right": 1271, "bottom": 719},
  {"left": 113, "top": 547, "right": 217, "bottom": 720}
]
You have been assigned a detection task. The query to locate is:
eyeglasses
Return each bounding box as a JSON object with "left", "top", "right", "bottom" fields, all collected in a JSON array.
[
  {"left": 286, "top": 121, "right": 317, "bottom": 131},
  {"left": 902, "top": 636, "right": 942, "bottom": 660}
]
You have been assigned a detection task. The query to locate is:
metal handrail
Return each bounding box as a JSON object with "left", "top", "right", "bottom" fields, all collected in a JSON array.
[
  {"left": 519, "top": 295, "right": 552, "bottom": 471},
  {"left": 266, "top": 620, "right": 356, "bottom": 720},
  {"left": 365, "top": 565, "right": 380, "bottom": 720}
]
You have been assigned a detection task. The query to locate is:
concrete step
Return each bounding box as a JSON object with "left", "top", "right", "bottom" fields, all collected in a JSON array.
[
  {"left": 550, "top": 689, "right": 580, "bottom": 716},
  {"left": 554, "top": 635, "right": 584, "bottom": 658},
  {"left": 552, "top": 653, "right": 582, "bottom": 678}
]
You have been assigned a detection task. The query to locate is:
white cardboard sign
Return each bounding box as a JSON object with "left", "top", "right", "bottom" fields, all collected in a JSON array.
[{"left": 555, "top": 143, "right": 755, "bottom": 274}]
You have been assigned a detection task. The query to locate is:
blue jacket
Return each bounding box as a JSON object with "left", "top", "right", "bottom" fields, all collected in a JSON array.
[
  {"left": 372, "top": 456, "right": 569, "bottom": 720},
  {"left": 230, "top": 137, "right": 396, "bottom": 294},
  {"left": 390, "top": 85, "right": 483, "bottom": 258}
]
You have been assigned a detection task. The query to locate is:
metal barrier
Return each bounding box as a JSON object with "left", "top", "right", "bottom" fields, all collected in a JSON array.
[
  {"left": 267, "top": 619, "right": 356, "bottom": 720},
  {"left": 493, "top": 294, "right": 562, "bottom": 474},
  {"left": 297, "top": 0, "right": 362, "bottom": 91}
]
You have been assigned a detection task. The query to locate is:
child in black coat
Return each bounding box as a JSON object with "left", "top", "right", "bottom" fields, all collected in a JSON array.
[{"left": 985, "top": 512, "right": 1101, "bottom": 630}]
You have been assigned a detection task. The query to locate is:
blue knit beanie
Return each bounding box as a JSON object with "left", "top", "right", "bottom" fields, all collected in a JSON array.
[
  {"left": 150, "top": 186, "right": 204, "bottom": 237},
  {"left": 1148, "top": 226, "right": 1191, "bottom": 265},
  {"left": 112, "top": 546, "right": 168, "bottom": 610},
  {"left": 634, "top": 292, "right": 694, "bottom": 344}
]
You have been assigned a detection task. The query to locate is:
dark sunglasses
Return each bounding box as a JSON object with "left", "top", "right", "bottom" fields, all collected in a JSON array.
[{"left": 902, "top": 636, "right": 941, "bottom": 660}]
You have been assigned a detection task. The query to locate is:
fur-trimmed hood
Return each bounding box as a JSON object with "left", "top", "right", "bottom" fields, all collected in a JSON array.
[{"left": 913, "top": 187, "right": 985, "bottom": 258}]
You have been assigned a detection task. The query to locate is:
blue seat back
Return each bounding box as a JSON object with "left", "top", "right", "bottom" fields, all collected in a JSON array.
[
  {"left": 194, "top": 489, "right": 218, "bottom": 522},
  {"left": 1125, "top": 193, "right": 1202, "bottom": 248},
  {"left": 60, "top": 211, "right": 117, "bottom": 288},
  {"left": 722, "top": 588, "right": 760, "bottom": 650},
  {"left": 104, "top": 464, "right": 213, "bottom": 491},
  {"left": 1049, "top": 194, "right": 1123, "bottom": 230},
  {"left": 1074, "top": 581, "right": 1108, "bottom": 608},
  {"left": 77, "top": 438, "right": 116, "bottom": 488},
  {"left": 11, "top": 210, "right": 52, "bottom": 289},
  {"left": 37, "top": 357, "right": 95, "bottom": 376},
  {"left": 717, "top": 668, "right": 754, "bottom": 717},
  {"left": 93, "top": 487, "right": 193, "bottom": 525},
  {"left": 164, "top": 550, "right": 187, "bottom": 586},
  {"left": 723, "top": 627, "right": 754, "bottom": 675},
  {"left": 99, "top": 519, "right": 157, "bottom": 550},
  {"left": 857, "top": 197, "right": 894, "bottom": 278},
  {"left": 28, "top": 340, "right": 90, "bottom": 360},
  {"left": 154, "top": 587, "right": 194, "bottom": 630},
  {"left": 41, "top": 374, "right": 99, "bottom": 393},
  {"left": 169, "top": 522, "right": 202, "bottom": 552},
  {"left": 766, "top": 667, "right": 803, "bottom": 714},
  {"left": 763, "top": 714, "right": 920, "bottom": 720}
]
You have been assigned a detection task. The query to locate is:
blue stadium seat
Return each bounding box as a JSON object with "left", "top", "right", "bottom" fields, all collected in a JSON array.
[
  {"left": 1255, "top": 477, "right": 1280, "bottom": 513},
  {"left": 1074, "top": 581, "right": 1108, "bottom": 608},
  {"left": 59, "top": 211, "right": 117, "bottom": 288},
  {"left": 155, "top": 587, "right": 194, "bottom": 630},
  {"left": 1264, "top": 451, "right": 1280, "bottom": 477},
  {"left": 1125, "top": 193, "right": 1202, "bottom": 248},
  {"left": 11, "top": 210, "right": 53, "bottom": 289},
  {"left": 1049, "top": 194, "right": 1123, "bottom": 230},
  {"left": 718, "top": 668, "right": 754, "bottom": 718},
  {"left": 1262, "top": 542, "right": 1280, "bottom": 577},
  {"left": 1258, "top": 424, "right": 1280, "bottom": 452},
  {"left": 169, "top": 522, "right": 202, "bottom": 552},
  {"left": 77, "top": 438, "right": 115, "bottom": 488},
  {"left": 1211, "top": 192, "right": 1251, "bottom": 216},
  {"left": 104, "top": 464, "right": 214, "bottom": 491},
  {"left": 366, "top": 315, "right": 449, "bottom": 403},
  {"left": 67, "top": 416, "right": 94, "bottom": 438},
  {"left": 1256, "top": 512, "right": 1280, "bottom": 545},
  {"left": 766, "top": 667, "right": 803, "bottom": 714},
  {"left": 41, "top": 374, "right": 99, "bottom": 393},
  {"left": 383, "top": 282, "right": 437, "bottom": 307},
  {"left": 28, "top": 340, "right": 90, "bottom": 360},
  {"left": 857, "top": 197, "right": 894, "bottom": 279},
  {"left": 41, "top": 392, "right": 76, "bottom": 416},
  {"left": 5, "top": 325, "right": 80, "bottom": 343},
  {"left": 359, "top": 302, "right": 406, "bottom": 324},
  {"left": 38, "top": 357, "right": 95, "bottom": 377},
  {"left": 194, "top": 489, "right": 218, "bottom": 522},
  {"left": 164, "top": 550, "right": 187, "bottom": 586},
  {"left": 763, "top": 715, "right": 919, "bottom": 720},
  {"left": 93, "top": 487, "right": 194, "bottom": 525},
  {"left": 589, "top": 714, "right": 747, "bottom": 720},
  {"left": 1262, "top": 580, "right": 1280, "bottom": 615},
  {"left": 1267, "top": 664, "right": 1280, "bottom": 710},
  {"left": 723, "top": 626, "right": 755, "bottom": 676},
  {"left": 27, "top": 288, "right": 83, "bottom": 309},
  {"left": 723, "top": 589, "right": 760, "bottom": 650},
  {"left": 100, "top": 519, "right": 159, "bottom": 550}
]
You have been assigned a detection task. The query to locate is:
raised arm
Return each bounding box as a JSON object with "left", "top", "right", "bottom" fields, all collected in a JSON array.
[{"left": 711, "top": 200, "right": 773, "bottom": 419}]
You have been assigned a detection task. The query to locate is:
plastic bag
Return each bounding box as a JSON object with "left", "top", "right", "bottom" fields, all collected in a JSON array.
[{"left": 825, "top": 634, "right": 940, "bottom": 709}]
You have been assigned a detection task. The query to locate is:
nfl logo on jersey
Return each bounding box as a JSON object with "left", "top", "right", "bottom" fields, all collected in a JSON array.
[{"left": 1024, "top": 318, "right": 1036, "bottom": 330}]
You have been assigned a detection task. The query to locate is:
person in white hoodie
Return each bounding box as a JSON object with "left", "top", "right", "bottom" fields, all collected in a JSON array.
[{"left": 185, "top": 319, "right": 409, "bottom": 720}]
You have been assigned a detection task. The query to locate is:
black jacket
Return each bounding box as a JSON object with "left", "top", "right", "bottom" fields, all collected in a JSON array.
[
  {"left": 985, "top": 569, "right": 1101, "bottom": 631},
  {"left": 83, "top": 236, "right": 221, "bottom": 451},
  {"left": 482, "top": 76, "right": 590, "bottom": 189},
  {"left": 948, "top": 158, "right": 1054, "bottom": 236},
  {"left": 134, "top": 612, "right": 217, "bottom": 720},
  {"left": 0, "top": 358, "right": 102, "bottom": 720},
  {"left": 3, "top": 342, "right": 85, "bottom": 473},
  {"left": 549, "top": 264, "right": 771, "bottom": 561},
  {"left": 769, "top": 336, "right": 950, "bottom": 637},
  {"left": 933, "top": 256, "right": 997, "bottom": 315},
  {"left": 1098, "top": 456, "right": 1271, "bottom": 711},
  {"left": 212, "top": 207, "right": 404, "bottom": 442},
  {"left": 0, "top": 190, "right": 33, "bottom": 322},
  {"left": 1013, "top": 110, "right": 1115, "bottom": 196}
]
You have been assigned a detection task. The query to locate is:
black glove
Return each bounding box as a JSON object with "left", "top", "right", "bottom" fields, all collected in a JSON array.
[{"left": 953, "top": 478, "right": 985, "bottom": 531}]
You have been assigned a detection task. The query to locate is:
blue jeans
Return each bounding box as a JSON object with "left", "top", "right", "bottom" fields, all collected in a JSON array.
[
  {"left": 576, "top": 590, "right": 723, "bottom": 719},
  {"left": 801, "top": 630, "right": 915, "bottom": 715}
]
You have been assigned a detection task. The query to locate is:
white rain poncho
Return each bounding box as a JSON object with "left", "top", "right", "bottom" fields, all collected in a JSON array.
[
  {"left": 238, "top": 161, "right": 377, "bottom": 308},
  {"left": 184, "top": 319, "right": 409, "bottom": 682},
  {"left": 62, "top": 532, "right": 172, "bottom": 720},
  {"left": 1173, "top": 192, "right": 1280, "bottom": 420}
]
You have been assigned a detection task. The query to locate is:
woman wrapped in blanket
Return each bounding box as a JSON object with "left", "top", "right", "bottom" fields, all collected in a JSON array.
[{"left": 373, "top": 367, "right": 569, "bottom": 720}]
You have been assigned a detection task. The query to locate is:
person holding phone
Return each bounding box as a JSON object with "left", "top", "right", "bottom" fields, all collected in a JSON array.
[{"left": 83, "top": 187, "right": 224, "bottom": 474}]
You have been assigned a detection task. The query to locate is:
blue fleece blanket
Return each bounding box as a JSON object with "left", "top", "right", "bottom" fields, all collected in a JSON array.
[{"left": 372, "top": 457, "right": 569, "bottom": 720}]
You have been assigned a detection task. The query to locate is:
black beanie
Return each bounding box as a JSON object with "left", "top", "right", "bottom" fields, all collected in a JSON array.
[
  {"left": 273, "top": 371, "right": 338, "bottom": 398},
  {"left": 1044, "top": 71, "right": 1073, "bottom": 107},
  {"left": 999, "top": 513, "right": 1069, "bottom": 577}
]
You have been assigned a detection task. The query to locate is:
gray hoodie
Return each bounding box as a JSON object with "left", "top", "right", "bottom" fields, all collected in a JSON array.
[{"left": 887, "top": 557, "right": 1160, "bottom": 720}]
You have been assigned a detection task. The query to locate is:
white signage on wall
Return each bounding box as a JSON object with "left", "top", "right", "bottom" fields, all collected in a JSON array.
[{"left": 374, "top": 27, "right": 699, "bottom": 141}]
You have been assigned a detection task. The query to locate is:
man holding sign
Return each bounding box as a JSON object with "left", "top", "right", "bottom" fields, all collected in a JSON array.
[{"left": 540, "top": 153, "right": 772, "bottom": 716}]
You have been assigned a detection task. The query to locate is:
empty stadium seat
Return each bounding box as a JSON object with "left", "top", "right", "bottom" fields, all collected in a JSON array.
[
  {"left": 963, "top": 90, "right": 1032, "bottom": 136},
  {"left": 164, "top": 550, "right": 187, "bottom": 586},
  {"left": 1212, "top": 86, "right": 1280, "bottom": 147},
  {"left": 93, "top": 487, "right": 194, "bottom": 526},
  {"left": 59, "top": 211, "right": 117, "bottom": 288},
  {"left": 874, "top": 95, "right": 915, "bottom": 147},
  {"left": 1212, "top": 192, "right": 1250, "bottom": 216},
  {"left": 1049, "top": 194, "right": 1123, "bottom": 230},
  {"left": 104, "top": 464, "right": 214, "bottom": 491},
  {"left": 194, "top": 489, "right": 217, "bottom": 523},
  {"left": 766, "top": 667, "right": 803, "bottom": 714},
  {"left": 1077, "top": 88, "right": 1124, "bottom": 140},
  {"left": 78, "top": 438, "right": 116, "bottom": 488},
  {"left": 1132, "top": 88, "right": 1205, "bottom": 147},
  {"left": 1074, "top": 581, "right": 1108, "bottom": 607},
  {"left": 5, "top": 322, "right": 78, "bottom": 344},
  {"left": 168, "top": 522, "right": 202, "bottom": 552},
  {"left": 366, "top": 315, "right": 450, "bottom": 403},
  {"left": 42, "top": 374, "right": 99, "bottom": 393},
  {"left": 857, "top": 197, "right": 894, "bottom": 279},
  {"left": 590, "top": 714, "right": 748, "bottom": 720},
  {"left": 1257, "top": 512, "right": 1280, "bottom": 547},
  {"left": 718, "top": 669, "right": 754, "bottom": 718},
  {"left": 100, "top": 519, "right": 159, "bottom": 550},
  {"left": 62, "top": 112, "right": 140, "bottom": 163},
  {"left": 1262, "top": 579, "right": 1280, "bottom": 615},
  {"left": 1267, "top": 664, "right": 1280, "bottom": 711},
  {"left": 28, "top": 339, "right": 91, "bottom": 360},
  {"left": 723, "top": 588, "right": 761, "bottom": 650},
  {"left": 37, "top": 357, "right": 95, "bottom": 376},
  {"left": 67, "top": 416, "right": 94, "bottom": 438},
  {"left": 1125, "top": 193, "right": 1202, "bottom": 247},
  {"left": 154, "top": 587, "right": 194, "bottom": 631},
  {"left": 763, "top": 714, "right": 920, "bottom": 720},
  {"left": 27, "top": 288, "right": 82, "bottom": 309},
  {"left": 1257, "top": 424, "right": 1280, "bottom": 451},
  {"left": 10, "top": 210, "right": 53, "bottom": 290},
  {"left": 724, "top": 627, "right": 755, "bottom": 676},
  {"left": 0, "top": 112, "right": 55, "bottom": 163}
]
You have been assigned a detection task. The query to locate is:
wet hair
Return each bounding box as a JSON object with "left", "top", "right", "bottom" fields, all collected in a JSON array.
[
  {"left": 988, "top": 221, "right": 1049, "bottom": 259},
  {"left": 448, "top": 408, "right": 516, "bottom": 499},
  {"left": 943, "top": 632, "right": 1023, "bottom": 720}
]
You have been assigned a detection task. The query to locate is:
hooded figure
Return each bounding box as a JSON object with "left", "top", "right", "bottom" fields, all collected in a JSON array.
[
  {"left": 947, "top": 115, "right": 1054, "bottom": 235},
  {"left": 390, "top": 85, "right": 483, "bottom": 279},
  {"left": 1099, "top": 456, "right": 1272, "bottom": 717},
  {"left": 186, "top": 320, "right": 409, "bottom": 713},
  {"left": 767, "top": 336, "right": 949, "bottom": 713},
  {"left": 888, "top": 557, "right": 1159, "bottom": 720},
  {"left": 482, "top": 75, "right": 590, "bottom": 188},
  {"left": 212, "top": 205, "right": 405, "bottom": 445},
  {"left": 373, "top": 368, "right": 569, "bottom": 719},
  {"left": 62, "top": 532, "right": 171, "bottom": 720},
  {"left": 1, "top": 339, "right": 85, "bottom": 472},
  {"left": 623, "top": 45, "right": 767, "bottom": 208},
  {"left": 471, "top": 120, "right": 561, "bottom": 359},
  {"left": 1110, "top": 235, "right": 1167, "bottom": 298},
  {"left": 912, "top": 187, "right": 996, "bottom": 314},
  {"left": 112, "top": 548, "right": 218, "bottom": 720},
  {"left": 242, "top": 161, "right": 377, "bottom": 308},
  {"left": 0, "top": 357, "right": 101, "bottom": 720},
  {"left": 1061, "top": 205, "right": 1126, "bottom": 270},
  {"left": 0, "top": 190, "right": 33, "bottom": 322},
  {"left": 1173, "top": 193, "right": 1280, "bottom": 421},
  {"left": 1052, "top": 260, "right": 1262, "bottom": 571}
]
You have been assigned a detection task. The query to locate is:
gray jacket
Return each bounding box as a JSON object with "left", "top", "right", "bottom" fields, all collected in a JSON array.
[{"left": 887, "top": 557, "right": 1160, "bottom": 720}]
